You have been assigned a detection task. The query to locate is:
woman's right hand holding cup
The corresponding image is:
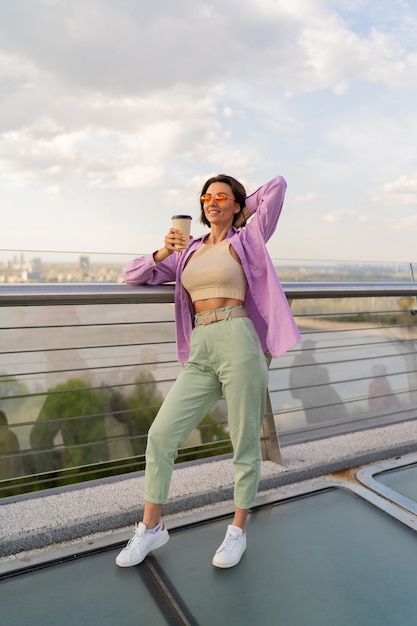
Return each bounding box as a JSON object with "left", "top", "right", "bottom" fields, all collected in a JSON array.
[
  {"left": 165, "top": 228, "right": 186, "bottom": 253},
  {"left": 153, "top": 228, "right": 186, "bottom": 262}
]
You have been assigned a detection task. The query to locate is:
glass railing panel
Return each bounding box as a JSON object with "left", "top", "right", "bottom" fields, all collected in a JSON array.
[
  {"left": 272, "top": 295, "right": 417, "bottom": 433},
  {"left": 2, "top": 249, "right": 416, "bottom": 284},
  {"left": 0, "top": 297, "right": 232, "bottom": 495},
  {"left": 275, "top": 259, "right": 415, "bottom": 282},
  {"left": 0, "top": 302, "right": 179, "bottom": 493},
  {"left": 1, "top": 281, "right": 417, "bottom": 496}
]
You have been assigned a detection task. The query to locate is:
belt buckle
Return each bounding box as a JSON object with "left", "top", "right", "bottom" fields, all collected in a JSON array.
[{"left": 200, "top": 311, "right": 217, "bottom": 325}]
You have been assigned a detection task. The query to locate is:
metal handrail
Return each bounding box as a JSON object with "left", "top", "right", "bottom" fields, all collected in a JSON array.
[
  {"left": 0, "top": 281, "right": 416, "bottom": 307},
  {"left": 0, "top": 283, "right": 175, "bottom": 306}
]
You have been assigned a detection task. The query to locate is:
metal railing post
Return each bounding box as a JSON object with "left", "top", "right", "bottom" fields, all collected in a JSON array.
[{"left": 260, "top": 352, "right": 282, "bottom": 465}]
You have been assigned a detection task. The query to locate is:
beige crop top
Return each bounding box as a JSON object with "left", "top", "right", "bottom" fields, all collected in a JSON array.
[{"left": 181, "top": 239, "right": 247, "bottom": 303}]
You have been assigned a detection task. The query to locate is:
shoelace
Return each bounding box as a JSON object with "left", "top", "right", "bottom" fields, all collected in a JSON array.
[
  {"left": 125, "top": 524, "right": 144, "bottom": 549},
  {"left": 221, "top": 532, "right": 241, "bottom": 554},
  {"left": 125, "top": 522, "right": 163, "bottom": 549}
]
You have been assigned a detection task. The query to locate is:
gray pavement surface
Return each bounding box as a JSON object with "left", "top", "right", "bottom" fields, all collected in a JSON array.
[{"left": 2, "top": 420, "right": 417, "bottom": 566}]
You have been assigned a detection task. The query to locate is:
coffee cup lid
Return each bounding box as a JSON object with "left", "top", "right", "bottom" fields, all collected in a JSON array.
[{"left": 172, "top": 215, "right": 192, "bottom": 219}]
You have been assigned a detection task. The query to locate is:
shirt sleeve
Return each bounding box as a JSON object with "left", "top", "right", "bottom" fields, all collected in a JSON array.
[
  {"left": 123, "top": 252, "right": 178, "bottom": 285},
  {"left": 244, "top": 175, "right": 287, "bottom": 243}
]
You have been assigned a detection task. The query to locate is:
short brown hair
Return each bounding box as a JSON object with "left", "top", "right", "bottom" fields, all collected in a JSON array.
[{"left": 199, "top": 174, "right": 246, "bottom": 228}]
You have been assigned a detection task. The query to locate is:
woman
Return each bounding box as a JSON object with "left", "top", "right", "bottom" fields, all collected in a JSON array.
[{"left": 116, "top": 174, "right": 300, "bottom": 569}]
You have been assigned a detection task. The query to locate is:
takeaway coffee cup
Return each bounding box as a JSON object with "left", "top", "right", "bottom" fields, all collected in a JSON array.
[{"left": 171, "top": 214, "right": 192, "bottom": 249}]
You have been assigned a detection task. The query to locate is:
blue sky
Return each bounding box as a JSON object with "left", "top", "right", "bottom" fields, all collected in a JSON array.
[{"left": 1, "top": 0, "right": 417, "bottom": 263}]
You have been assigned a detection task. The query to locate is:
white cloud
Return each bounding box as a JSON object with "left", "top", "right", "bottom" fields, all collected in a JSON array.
[
  {"left": 373, "top": 172, "right": 417, "bottom": 206},
  {"left": 386, "top": 214, "right": 417, "bottom": 231},
  {"left": 294, "top": 192, "right": 319, "bottom": 202},
  {"left": 222, "top": 106, "right": 245, "bottom": 120},
  {"left": 46, "top": 185, "right": 61, "bottom": 195},
  {"left": 0, "top": 88, "right": 226, "bottom": 190},
  {"left": 2, "top": 0, "right": 416, "bottom": 99},
  {"left": 324, "top": 111, "right": 417, "bottom": 190},
  {"left": 90, "top": 164, "right": 163, "bottom": 190},
  {"left": 294, "top": 1, "right": 417, "bottom": 92},
  {"left": 1, "top": 0, "right": 417, "bottom": 262},
  {"left": 323, "top": 209, "right": 368, "bottom": 223}
]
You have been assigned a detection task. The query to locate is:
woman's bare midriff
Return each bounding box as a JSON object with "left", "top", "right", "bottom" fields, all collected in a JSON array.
[{"left": 193, "top": 298, "right": 244, "bottom": 314}]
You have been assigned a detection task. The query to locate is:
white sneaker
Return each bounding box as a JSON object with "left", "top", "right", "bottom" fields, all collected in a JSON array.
[
  {"left": 115, "top": 522, "right": 169, "bottom": 567},
  {"left": 212, "top": 524, "right": 247, "bottom": 568}
]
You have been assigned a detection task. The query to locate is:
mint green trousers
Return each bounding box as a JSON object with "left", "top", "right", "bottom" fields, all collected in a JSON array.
[{"left": 145, "top": 309, "right": 268, "bottom": 509}]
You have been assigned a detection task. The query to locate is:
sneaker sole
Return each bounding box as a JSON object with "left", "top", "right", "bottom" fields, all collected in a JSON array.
[
  {"left": 212, "top": 550, "right": 245, "bottom": 569},
  {"left": 116, "top": 532, "right": 169, "bottom": 567}
]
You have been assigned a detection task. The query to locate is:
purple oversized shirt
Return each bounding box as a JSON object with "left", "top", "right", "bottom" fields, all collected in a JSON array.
[{"left": 124, "top": 175, "right": 301, "bottom": 363}]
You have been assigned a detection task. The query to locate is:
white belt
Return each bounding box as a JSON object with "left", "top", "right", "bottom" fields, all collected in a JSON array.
[{"left": 195, "top": 308, "right": 248, "bottom": 326}]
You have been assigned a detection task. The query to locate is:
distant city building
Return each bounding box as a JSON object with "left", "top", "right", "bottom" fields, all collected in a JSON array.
[
  {"left": 79, "top": 256, "right": 90, "bottom": 277},
  {"left": 27, "top": 257, "right": 42, "bottom": 281},
  {"left": 0, "top": 251, "right": 136, "bottom": 283}
]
